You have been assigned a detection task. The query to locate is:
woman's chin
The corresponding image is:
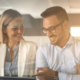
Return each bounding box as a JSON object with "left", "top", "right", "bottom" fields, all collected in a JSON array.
[{"left": 14, "top": 37, "right": 22, "bottom": 42}]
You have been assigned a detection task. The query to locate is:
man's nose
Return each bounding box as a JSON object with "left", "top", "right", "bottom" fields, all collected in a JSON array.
[{"left": 46, "top": 30, "right": 53, "bottom": 37}]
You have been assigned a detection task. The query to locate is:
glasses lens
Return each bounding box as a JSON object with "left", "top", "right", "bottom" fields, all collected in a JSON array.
[{"left": 42, "top": 28, "right": 46, "bottom": 33}]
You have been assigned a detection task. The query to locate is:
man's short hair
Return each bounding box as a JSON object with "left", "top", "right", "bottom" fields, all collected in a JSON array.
[{"left": 41, "top": 6, "right": 69, "bottom": 21}]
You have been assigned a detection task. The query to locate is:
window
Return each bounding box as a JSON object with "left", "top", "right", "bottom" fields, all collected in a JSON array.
[{"left": 70, "top": 27, "right": 80, "bottom": 38}]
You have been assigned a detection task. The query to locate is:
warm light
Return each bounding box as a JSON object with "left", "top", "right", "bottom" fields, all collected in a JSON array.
[{"left": 70, "top": 27, "right": 80, "bottom": 37}]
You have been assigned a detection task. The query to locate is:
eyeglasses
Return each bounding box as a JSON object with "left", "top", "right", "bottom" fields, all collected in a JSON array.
[{"left": 41, "top": 21, "right": 64, "bottom": 33}]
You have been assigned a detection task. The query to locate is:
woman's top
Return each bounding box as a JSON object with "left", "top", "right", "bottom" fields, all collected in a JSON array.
[{"left": 4, "top": 44, "right": 19, "bottom": 77}]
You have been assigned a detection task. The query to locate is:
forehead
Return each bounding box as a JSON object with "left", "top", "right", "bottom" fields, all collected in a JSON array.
[
  {"left": 43, "top": 15, "right": 60, "bottom": 28},
  {"left": 8, "top": 17, "right": 23, "bottom": 27}
]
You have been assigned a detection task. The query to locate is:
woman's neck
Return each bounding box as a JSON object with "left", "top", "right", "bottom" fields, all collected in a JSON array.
[{"left": 7, "top": 39, "right": 19, "bottom": 49}]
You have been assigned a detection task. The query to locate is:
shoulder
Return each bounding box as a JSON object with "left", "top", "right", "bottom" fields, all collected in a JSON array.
[
  {"left": 73, "top": 37, "right": 80, "bottom": 45},
  {"left": 40, "top": 42, "right": 52, "bottom": 48},
  {"left": 71, "top": 37, "right": 80, "bottom": 60},
  {"left": 37, "top": 42, "right": 52, "bottom": 52},
  {"left": 71, "top": 37, "right": 80, "bottom": 52},
  {"left": 20, "top": 39, "right": 38, "bottom": 48}
]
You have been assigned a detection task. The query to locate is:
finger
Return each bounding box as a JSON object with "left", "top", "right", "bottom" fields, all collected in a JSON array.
[
  {"left": 37, "top": 76, "right": 42, "bottom": 80},
  {"left": 78, "top": 61, "right": 80, "bottom": 66},
  {"left": 31, "top": 72, "right": 45, "bottom": 77},
  {"left": 37, "top": 67, "right": 48, "bottom": 71},
  {"left": 31, "top": 73, "right": 38, "bottom": 77},
  {"left": 77, "top": 61, "right": 80, "bottom": 74},
  {"left": 36, "top": 69, "right": 39, "bottom": 73},
  {"left": 37, "top": 76, "right": 46, "bottom": 80},
  {"left": 78, "top": 62, "right": 80, "bottom": 70}
]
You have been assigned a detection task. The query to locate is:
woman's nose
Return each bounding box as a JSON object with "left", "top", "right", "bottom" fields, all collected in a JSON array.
[{"left": 17, "top": 28, "right": 21, "bottom": 33}]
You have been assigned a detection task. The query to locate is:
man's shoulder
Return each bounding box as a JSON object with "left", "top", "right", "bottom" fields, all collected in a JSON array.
[
  {"left": 37, "top": 42, "right": 52, "bottom": 56},
  {"left": 72, "top": 37, "right": 80, "bottom": 47},
  {"left": 39, "top": 42, "right": 52, "bottom": 50},
  {"left": 73, "top": 37, "right": 80, "bottom": 43}
]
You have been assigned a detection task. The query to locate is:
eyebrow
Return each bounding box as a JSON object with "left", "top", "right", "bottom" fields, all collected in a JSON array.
[
  {"left": 43, "top": 25, "right": 54, "bottom": 29},
  {"left": 11, "top": 26, "right": 18, "bottom": 28},
  {"left": 12, "top": 24, "right": 24, "bottom": 28}
]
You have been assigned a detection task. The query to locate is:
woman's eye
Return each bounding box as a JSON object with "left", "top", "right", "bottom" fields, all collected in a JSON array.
[
  {"left": 12, "top": 28, "right": 18, "bottom": 30},
  {"left": 20, "top": 26, "right": 24, "bottom": 28},
  {"left": 11, "top": 26, "right": 24, "bottom": 30}
]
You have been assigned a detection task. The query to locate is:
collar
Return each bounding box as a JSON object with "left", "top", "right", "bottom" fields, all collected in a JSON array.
[
  {"left": 7, "top": 44, "right": 19, "bottom": 52},
  {"left": 50, "top": 34, "right": 75, "bottom": 48},
  {"left": 66, "top": 34, "right": 74, "bottom": 45}
]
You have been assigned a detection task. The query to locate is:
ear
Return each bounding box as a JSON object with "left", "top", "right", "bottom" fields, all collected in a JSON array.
[{"left": 63, "top": 20, "right": 69, "bottom": 30}]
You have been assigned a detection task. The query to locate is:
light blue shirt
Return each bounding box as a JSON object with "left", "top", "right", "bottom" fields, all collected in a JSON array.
[
  {"left": 36, "top": 35, "right": 80, "bottom": 80},
  {"left": 4, "top": 44, "right": 19, "bottom": 77}
]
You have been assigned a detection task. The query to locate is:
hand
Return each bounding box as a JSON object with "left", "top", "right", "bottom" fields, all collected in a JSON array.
[
  {"left": 31, "top": 67, "right": 57, "bottom": 80},
  {"left": 77, "top": 61, "right": 80, "bottom": 74}
]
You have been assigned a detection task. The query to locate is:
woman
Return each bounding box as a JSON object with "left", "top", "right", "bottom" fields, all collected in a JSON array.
[{"left": 0, "top": 9, "right": 37, "bottom": 77}]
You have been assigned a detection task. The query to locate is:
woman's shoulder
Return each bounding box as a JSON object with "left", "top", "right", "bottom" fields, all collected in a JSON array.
[
  {"left": 20, "top": 39, "right": 38, "bottom": 47},
  {"left": 0, "top": 43, "right": 6, "bottom": 47}
]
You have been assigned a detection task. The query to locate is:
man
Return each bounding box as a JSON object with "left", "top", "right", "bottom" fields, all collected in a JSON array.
[{"left": 31, "top": 6, "right": 80, "bottom": 80}]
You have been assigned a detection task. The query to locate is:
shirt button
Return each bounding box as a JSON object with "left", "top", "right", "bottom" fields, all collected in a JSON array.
[{"left": 62, "top": 62, "right": 63, "bottom": 64}]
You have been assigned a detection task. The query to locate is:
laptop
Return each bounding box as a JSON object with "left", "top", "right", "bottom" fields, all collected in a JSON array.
[{"left": 0, "top": 76, "right": 35, "bottom": 80}]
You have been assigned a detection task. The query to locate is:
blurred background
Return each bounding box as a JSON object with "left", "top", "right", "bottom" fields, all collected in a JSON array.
[{"left": 0, "top": 0, "right": 80, "bottom": 46}]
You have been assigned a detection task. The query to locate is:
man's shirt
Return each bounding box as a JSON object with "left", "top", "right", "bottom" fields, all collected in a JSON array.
[{"left": 36, "top": 35, "right": 80, "bottom": 80}]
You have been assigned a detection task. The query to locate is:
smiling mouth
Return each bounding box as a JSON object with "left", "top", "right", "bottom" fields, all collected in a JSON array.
[
  {"left": 50, "top": 37, "right": 55, "bottom": 40},
  {"left": 50, "top": 36, "right": 56, "bottom": 41},
  {"left": 15, "top": 35, "right": 22, "bottom": 37}
]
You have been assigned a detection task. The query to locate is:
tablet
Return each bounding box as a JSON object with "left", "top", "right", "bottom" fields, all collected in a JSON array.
[{"left": 0, "top": 76, "right": 35, "bottom": 80}]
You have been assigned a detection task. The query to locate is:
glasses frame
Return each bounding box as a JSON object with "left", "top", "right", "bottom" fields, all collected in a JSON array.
[{"left": 41, "top": 21, "right": 64, "bottom": 33}]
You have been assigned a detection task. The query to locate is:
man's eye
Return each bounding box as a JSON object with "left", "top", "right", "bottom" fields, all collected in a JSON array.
[{"left": 50, "top": 27, "right": 54, "bottom": 30}]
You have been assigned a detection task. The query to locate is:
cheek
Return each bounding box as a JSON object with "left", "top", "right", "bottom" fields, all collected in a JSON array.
[
  {"left": 6, "top": 31, "right": 15, "bottom": 37},
  {"left": 58, "top": 30, "right": 65, "bottom": 40},
  {"left": 56, "top": 27, "right": 64, "bottom": 37},
  {"left": 55, "top": 32, "right": 62, "bottom": 41},
  {"left": 21, "top": 28, "right": 24, "bottom": 33}
]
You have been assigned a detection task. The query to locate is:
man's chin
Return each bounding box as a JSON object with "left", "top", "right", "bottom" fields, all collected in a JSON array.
[{"left": 50, "top": 41, "right": 56, "bottom": 45}]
